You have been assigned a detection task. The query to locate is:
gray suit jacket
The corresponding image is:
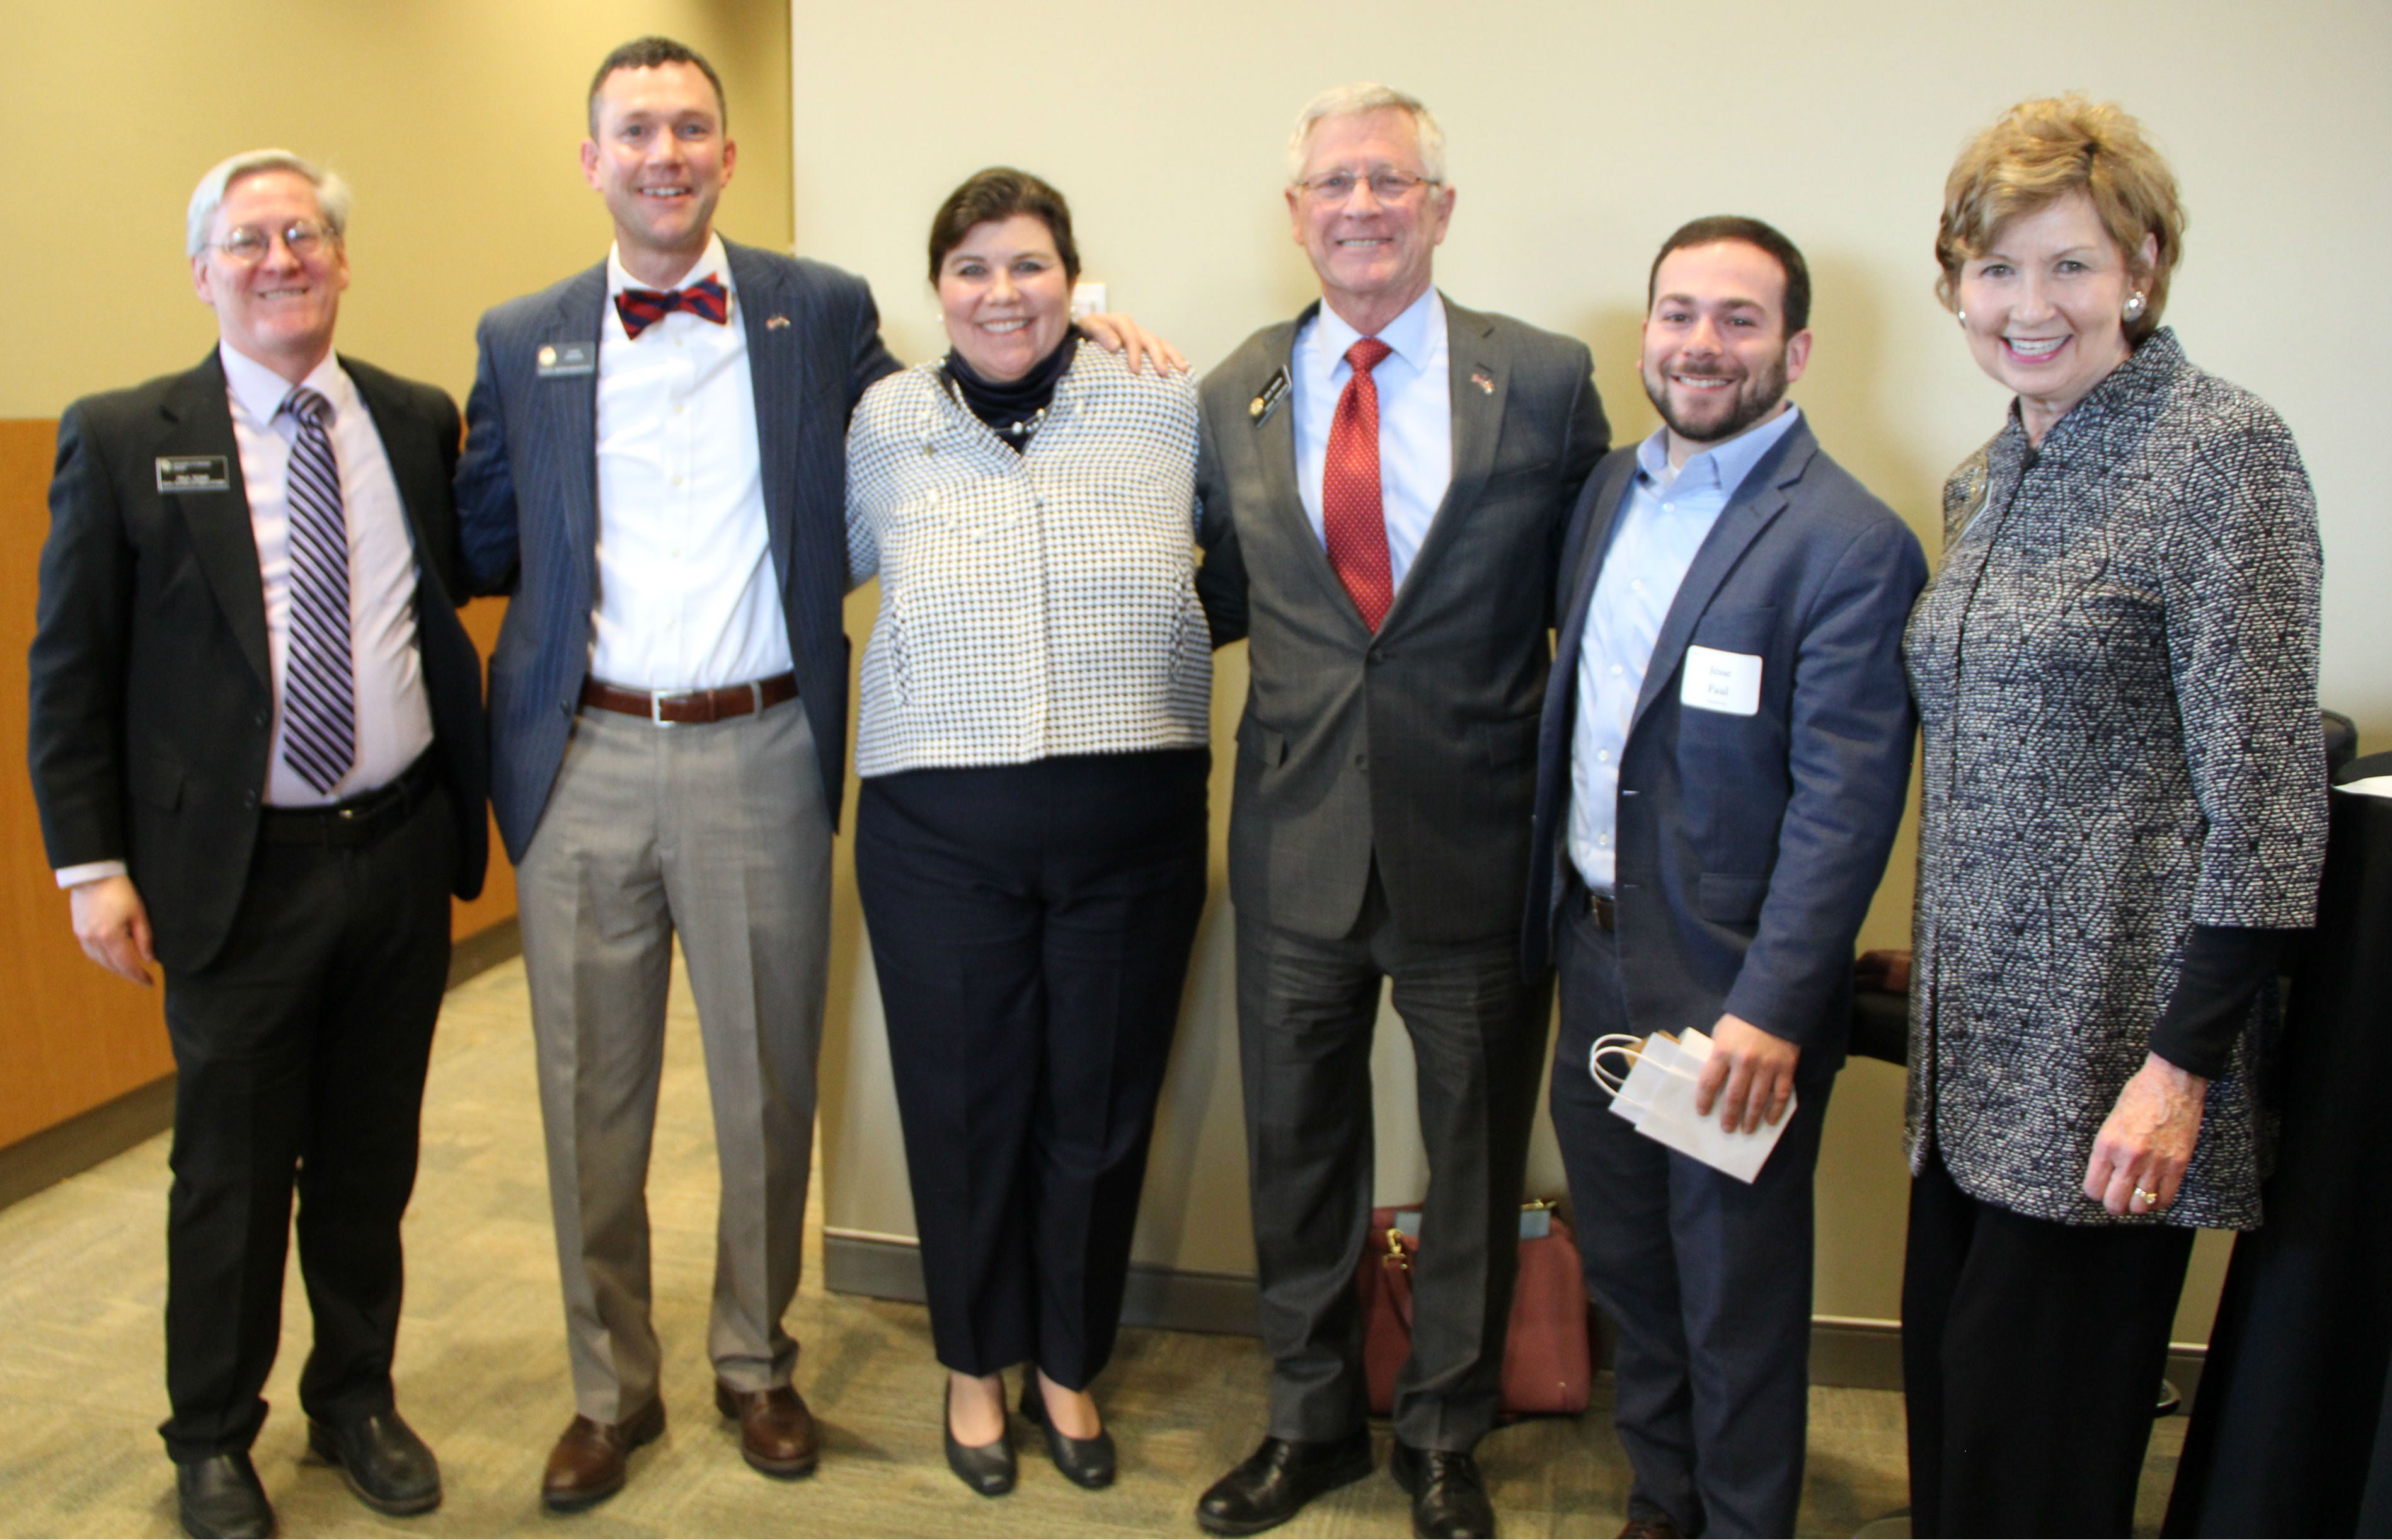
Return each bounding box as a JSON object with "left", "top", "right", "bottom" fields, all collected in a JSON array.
[
  {"left": 456, "top": 241, "right": 899, "bottom": 861},
  {"left": 1197, "top": 294, "right": 1607, "bottom": 946}
]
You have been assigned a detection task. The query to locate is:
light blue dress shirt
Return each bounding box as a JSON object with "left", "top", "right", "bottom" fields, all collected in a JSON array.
[
  {"left": 1568, "top": 404, "right": 1804, "bottom": 894},
  {"left": 1291, "top": 286, "right": 1452, "bottom": 591}
]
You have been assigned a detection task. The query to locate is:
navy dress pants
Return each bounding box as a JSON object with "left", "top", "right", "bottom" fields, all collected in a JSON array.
[
  {"left": 1550, "top": 899, "right": 1832, "bottom": 1538},
  {"left": 856, "top": 749, "right": 1207, "bottom": 1387}
]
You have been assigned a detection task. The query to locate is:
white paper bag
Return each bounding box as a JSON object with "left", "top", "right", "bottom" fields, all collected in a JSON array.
[{"left": 1589, "top": 1030, "right": 1795, "bottom": 1184}]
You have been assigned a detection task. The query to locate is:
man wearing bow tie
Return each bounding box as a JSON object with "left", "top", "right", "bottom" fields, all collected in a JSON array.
[
  {"left": 29, "top": 149, "right": 488, "bottom": 1538},
  {"left": 456, "top": 35, "right": 1176, "bottom": 1508}
]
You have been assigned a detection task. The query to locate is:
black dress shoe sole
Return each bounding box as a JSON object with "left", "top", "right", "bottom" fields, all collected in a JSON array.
[
  {"left": 302, "top": 1425, "right": 441, "bottom": 1517},
  {"left": 1195, "top": 1444, "right": 1375, "bottom": 1537}
]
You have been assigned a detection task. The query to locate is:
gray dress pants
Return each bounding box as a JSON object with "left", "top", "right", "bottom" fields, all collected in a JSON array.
[{"left": 517, "top": 699, "right": 831, "bottom": 1422}]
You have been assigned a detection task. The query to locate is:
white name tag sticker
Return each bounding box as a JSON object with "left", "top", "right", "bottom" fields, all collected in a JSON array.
[{"left": 1681, "top": 645, "right": 1762, "bottom": 716}]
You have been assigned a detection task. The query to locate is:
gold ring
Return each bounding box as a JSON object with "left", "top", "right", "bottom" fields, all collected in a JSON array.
[{"left": 2133, "top": 1187, "right": 2160, "bottom": 1204}]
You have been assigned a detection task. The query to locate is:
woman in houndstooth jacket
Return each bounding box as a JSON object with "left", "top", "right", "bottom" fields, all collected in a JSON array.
[
  {"left": 1899, "top": 96, "right": 2328, "bottom": 1536},
  {"left": 843, "top": 167, "right": 1209, "bottom": 1498}
]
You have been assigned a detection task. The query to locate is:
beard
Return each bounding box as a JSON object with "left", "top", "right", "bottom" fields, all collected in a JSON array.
[{"left": 1643, "top": 350, "right": 1790, "bottom": 447}]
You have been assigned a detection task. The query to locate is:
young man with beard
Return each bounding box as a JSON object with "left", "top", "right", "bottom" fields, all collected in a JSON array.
[{"left": 1521, "top": 217, "right": 1925, "bottom": 1538}]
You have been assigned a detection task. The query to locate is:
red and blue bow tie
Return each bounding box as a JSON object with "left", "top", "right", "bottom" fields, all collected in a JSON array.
[{"left": 614, "top": 274, "right": 728, "bottom": 338}]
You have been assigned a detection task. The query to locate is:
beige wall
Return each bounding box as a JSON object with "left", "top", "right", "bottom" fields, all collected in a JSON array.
[
  {"left": 6, "top": 0, "right": 795, "bottom": 418},
  {"left": 801, "top": 0, "right": 2392, "bottom": 1343}
]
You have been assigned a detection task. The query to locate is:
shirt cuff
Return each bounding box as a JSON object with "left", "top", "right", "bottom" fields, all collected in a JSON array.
[
  {"left": 2149, "top": 925, "right": 2288, "bottom": 1080},
  {"left": 55, "top": 860, "right": 129, "bottom": 890}
]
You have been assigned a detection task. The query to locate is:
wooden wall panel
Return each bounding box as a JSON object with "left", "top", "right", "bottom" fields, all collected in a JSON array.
[{"left": 1, "top": 419, "right": 517, "bottom": 1152}]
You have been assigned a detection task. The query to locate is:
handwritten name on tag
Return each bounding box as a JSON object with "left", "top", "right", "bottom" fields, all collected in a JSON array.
[
  {"left": 1681, "top": 645, "right": 1762, "bottom": 716},
  {"left": 536, "top": 342, "right": 596, "bottom": 377},
  {"left": 156, "top": 456, "right": 230, "bottom": 493}
]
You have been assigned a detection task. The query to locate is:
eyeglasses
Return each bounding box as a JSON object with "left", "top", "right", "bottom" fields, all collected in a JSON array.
[
  {"left": 209, "top": 220, "right": 336, "bottom": 265},
  {"left": 1295, "top": 170, "right": 1440, "bottom": 205}
]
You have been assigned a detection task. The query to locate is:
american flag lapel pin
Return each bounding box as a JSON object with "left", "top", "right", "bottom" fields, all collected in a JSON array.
[
  {"left": 1471, "top": 369, "right": 1494, "bottom": 394},
  {"left": 766, "top": 314, "right": 791, "bottom": 330}
]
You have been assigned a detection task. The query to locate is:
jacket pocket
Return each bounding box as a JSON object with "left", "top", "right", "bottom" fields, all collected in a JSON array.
[
  {"left": 132, "top": 754, "right": 184, "bottom": 813},
  {"left": 1236, "top": 717, "right": 1288, "bottom": 767},
  {"left": 1697, "top": 872, "right": 1768, "bottom": 925}
]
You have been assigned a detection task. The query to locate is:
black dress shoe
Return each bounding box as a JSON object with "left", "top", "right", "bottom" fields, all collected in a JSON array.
[
  {"left": 942, "top": 1381, "right": 1015, "bottom": 1497},
  {"left": 176, "top": 1452, "right": 275, "bottom": 1539},
  {"left": 1020, "top": 1377, "right": 1116, "bottom": 1489},
  {"left": 1197, "top": 1432, "right": 1374, "bottom": 1536},
  {"left": 1391, "top": 1440, "right": 1496, "bottom": 1539},
  {"left": 306, "top": 1407, "right": 442, "bottom": 1515}
]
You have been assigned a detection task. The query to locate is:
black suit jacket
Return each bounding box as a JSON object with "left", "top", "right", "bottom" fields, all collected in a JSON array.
[
  {"left": 27, "top": 349, "right": 490, "bottom": 974},
  {"left": 1196, "top": 296, "right": 1608, "bottom": 945}
]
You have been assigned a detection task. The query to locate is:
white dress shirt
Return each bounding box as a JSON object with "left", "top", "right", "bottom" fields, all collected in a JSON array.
[
  {"left": 589, "top": 233, "right": 791, "bottom": 690},
  {"left": 57, "top": 343, "right": 437, "bottom": 885},
  {"left": 1568, "top": 405, "right": 1803, "bottom": 894},
  {"left": 1291, "top": 286, "right": 1452, "bottom": 591}
]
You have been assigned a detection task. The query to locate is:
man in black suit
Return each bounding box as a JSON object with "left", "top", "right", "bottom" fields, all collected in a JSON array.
[{"left": 27, "top": 149, "right": 488, "bottom": 1540}]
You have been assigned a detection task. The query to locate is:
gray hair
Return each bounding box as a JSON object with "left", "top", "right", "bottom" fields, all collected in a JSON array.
[
  {"left": 186, "top": 149, "right": 352, "bottom": 257},
  {"left": 1284, "top": 82, "right": 1447, "bottom": 185}
]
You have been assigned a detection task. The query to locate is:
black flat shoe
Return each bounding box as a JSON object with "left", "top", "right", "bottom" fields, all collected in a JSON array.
[
  {"left": 1197, "top": 1431, "right": 1373, "bottom": 1536},
  {"left": 1020, "top": 1377, "right": 1117, "bottom": 1489},
  {"left": 306, "top": 1407, "right": 442, "bottom": 1515},
  {"left": 941, "top": 1381, "right": 1015, "bottom": 1497},
  {"left": 176, "top": 1452, "right": 275, "bottom": 1539},
  {"left": 1391, "top": 1440, "right": 1495, "bottom": 1539}
]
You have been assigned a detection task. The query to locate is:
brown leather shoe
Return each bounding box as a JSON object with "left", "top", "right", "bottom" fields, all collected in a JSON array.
[
  {"left": 715, "top": 1381, "right": 819, "bottom": 1478},
  {"left": 539, "top": 1398, "right": 665, "bottom": 1513},
  {"left": 1617, "top": 1516, "right": 1685, "bottom": 1539}
]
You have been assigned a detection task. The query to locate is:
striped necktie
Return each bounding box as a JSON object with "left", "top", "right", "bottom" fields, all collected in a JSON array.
[{"left": 279, "top": 386, "right": 355, "bottom": 795}]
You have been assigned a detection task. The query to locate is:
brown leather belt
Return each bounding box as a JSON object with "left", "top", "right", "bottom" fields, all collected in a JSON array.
[
  {"left": 1582, "top": 888, "right": 1617, "bottom": 931},
  {"left": 580, "top": 672, "right": 797, "bottom": 725}
]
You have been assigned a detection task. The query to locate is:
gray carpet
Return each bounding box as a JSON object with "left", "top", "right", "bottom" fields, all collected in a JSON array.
[{"left": 0, "top": 957, "right": 2182, "bottom": 1536}]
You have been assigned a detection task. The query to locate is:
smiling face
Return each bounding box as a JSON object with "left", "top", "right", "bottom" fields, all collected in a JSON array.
[
  {"left": 1285, "top": 106, "right": 1454, "bottom": 335},
  {"left": 189, "top": 169, "right": 349, "bottom": 383},
  {"left": 1955, "top": 191, "right": 2155, "bottom": 442},
  {"left": 1640, "top": 239, "right": 1810, "bottom": 464},
  {"left": 582, "top": 61, "right": 736, "bottom": 285},
  {"left": 937, "top": 214, "right": 1074, "bottom": 383}
]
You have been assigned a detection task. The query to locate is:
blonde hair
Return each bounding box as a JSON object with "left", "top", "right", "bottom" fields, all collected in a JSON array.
[{"left": 1935, "top": 95, "right": 2185, "bottom": 343}]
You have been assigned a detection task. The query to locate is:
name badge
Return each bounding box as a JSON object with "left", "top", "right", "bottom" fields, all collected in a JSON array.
[
  {"left": 1249, "top": 367, "right": 1289, "bottom": 426},
  {"left": 155, "top": 455, "right": 230, "bottom": 493},
  {"left": 1681, "top": 645, "right": 1762, "bottom": 716},
  {"left": 536, "top": 342, "right": 596, "bottom": 377}
]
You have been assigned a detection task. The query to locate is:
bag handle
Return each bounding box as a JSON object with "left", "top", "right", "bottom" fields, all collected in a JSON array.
[{"left": 1589, "top": 1033, "right": 1645, "bottom": 1095}]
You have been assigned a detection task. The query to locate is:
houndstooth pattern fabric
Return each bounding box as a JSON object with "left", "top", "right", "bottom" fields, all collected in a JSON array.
[
  {"left": 1902, "top": 328, "right": 2326, "bottom": 1229},
  {"left": 845, "top": 340, "right": 1209, "bottom": 778}
]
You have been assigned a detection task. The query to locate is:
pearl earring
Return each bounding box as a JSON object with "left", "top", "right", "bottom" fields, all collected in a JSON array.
[
  {"left": 2123, "top": 290, "right": 2147, "bottom": 321},
  {"left": 1955, "top": 309, "right": 1967, "bottom": 328}
]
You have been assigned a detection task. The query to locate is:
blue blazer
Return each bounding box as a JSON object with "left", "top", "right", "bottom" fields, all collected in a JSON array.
[
  {"left": 1522, "top": 418, "right": 1926, "bottom": 1071},
  {"left": 455, "top": 241, "right": 899, "bottom": 861}
]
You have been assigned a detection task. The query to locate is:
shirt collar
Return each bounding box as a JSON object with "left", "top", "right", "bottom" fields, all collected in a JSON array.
[
  {"left": 607, "top": 231, "right": 734, "bottom": 302},
  {"left": 219, "top": 342, "right": 351, "bottom": 428},
  {"left": 1313, "top": 285, "right": 1442, "bottom": 374},
  {"left": 1635, "top": 401, "right": 1803, "bottom": 499}
]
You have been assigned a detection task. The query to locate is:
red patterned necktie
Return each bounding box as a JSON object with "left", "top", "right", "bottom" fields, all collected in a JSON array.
[
  {"left": 614, "top": 273, "right": 729, "bottom": 338},
  {"left": 1322, "top": 336, "right": 1396, "bottom": 631}
]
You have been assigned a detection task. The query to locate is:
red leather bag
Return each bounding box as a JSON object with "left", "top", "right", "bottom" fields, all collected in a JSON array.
[{"left": 1356, "top": 1201, "right": 1594, "bottom": 1418}]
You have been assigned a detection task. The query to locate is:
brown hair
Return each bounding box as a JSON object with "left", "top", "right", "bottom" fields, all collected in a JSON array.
[
  {"left": 1648, "top": 215, "right": 1811, "bottom": 335},
  {"left": 589, "top": 36, "right": 728, "bottom": 134},
  {"left": 926, "top": 167, "right": 1080, "bottom": 286},
  {"left": 1935, "top": 95, "right": 2185, "bottom": 343}
]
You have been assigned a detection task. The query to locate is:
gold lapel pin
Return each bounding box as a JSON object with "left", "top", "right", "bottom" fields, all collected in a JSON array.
[
  {"left": 766, "top": 314, "right": 791, "bottom": 330},
  {"left": 537, "top": 345, "right": 558, "bottom": 369},
  {"left": 1471, "top": 369, "right": 1494, "bottom": 394},
  {"left": 1249, "top": 396, "right": 1267, "bottom": 419}
]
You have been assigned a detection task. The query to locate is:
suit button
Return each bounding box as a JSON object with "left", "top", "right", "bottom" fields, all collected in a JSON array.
[
  {"left": 253, "top": 711, "right": 268, "bottom": 728},
  {"left": 242, "top": 790, "right": 258, "bottom": 808},
  {"left": 1353, "top": 752, "right": 1368, "bottom": 769},
  {"left": 560, "top": 698, "right": 573, "bottom": 716}
]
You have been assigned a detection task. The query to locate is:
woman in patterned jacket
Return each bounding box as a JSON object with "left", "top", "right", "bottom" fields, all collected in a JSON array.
[
  {"left": 843, "top": 167, "right": 1209, "bottom": 1498},
  {"left": 1900, "top": 96, "right": 2326, "bottom": 1536}
]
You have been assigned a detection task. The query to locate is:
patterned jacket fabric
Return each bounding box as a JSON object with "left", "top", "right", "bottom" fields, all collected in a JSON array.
[
  {"left": 1902, "top": 328, "right": 2326, "bottom": 1229},
  {"left": 845, "top": 339, "right": 1209, "bottom": 777}
]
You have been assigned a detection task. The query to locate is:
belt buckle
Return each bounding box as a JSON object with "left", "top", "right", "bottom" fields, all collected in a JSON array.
[
  {"left": 649, "top": 688, "right": 679, "bottom": 727},
  {"left": 748, "top": 680, "right": 764, "bottom": 715}
]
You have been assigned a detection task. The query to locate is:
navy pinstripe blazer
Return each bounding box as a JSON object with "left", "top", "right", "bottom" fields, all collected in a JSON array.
[{"left": 456, "top": 241, "right": 899, "bottom": 861}]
